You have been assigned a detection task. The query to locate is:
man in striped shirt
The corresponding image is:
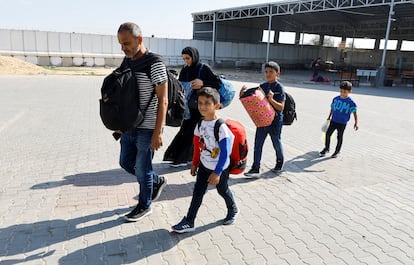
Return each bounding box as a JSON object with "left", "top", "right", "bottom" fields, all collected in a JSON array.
[{"left": 117, "top": 22, "right": 168, "bottom": 222}]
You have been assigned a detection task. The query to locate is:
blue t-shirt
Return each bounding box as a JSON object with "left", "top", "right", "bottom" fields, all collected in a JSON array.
[
  {"left": 331, "top": 96, "right": 357, "bottom": 124},
  {"left": 260, "top": 81, "right": 286, "bottom": 115}
]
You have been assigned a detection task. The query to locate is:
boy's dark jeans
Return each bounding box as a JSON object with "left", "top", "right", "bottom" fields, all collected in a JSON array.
[
  {"left": 253, "top": 116, "right": 284, "bottom": 169},
  {"left": 325, "top": 121, "right": 347, "bottom": 153},
  {"left": 186, "top": 163, "right": 237, "bottom": 224}
]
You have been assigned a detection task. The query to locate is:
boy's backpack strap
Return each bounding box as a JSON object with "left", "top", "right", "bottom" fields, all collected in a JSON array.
[
  {"left": 197, "top": 118, "right": 225, "bottom": 143},
  {"left": 213, "top": 118, "right": 225, "bottom": 143}
]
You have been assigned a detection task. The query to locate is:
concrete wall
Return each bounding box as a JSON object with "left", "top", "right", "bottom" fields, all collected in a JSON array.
[{"left": 0, "top": 29, "right": 413, "bottom": 71}]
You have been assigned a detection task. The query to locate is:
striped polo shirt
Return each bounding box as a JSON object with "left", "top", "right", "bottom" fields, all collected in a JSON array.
[{"left": 135, "top": 61, "right": 167, "bottom": 130}]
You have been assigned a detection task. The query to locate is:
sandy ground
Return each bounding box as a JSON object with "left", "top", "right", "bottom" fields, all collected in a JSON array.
[{"left": 0, "top": 56, "right": 113, "bottom": 76}]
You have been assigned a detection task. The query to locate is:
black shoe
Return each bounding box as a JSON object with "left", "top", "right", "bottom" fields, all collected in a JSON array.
[
  {"left": 172, "top": 217, "right": 195, "bottom": 233},
  {"left": 272, "top": 160, "right": 284, "bottom": 172},
  {"left": 124, "top": 204, "right": 152, "bottom": 222},
  {"left": 244, "top": 167, "right": 260, "bottom": 177},
  {"left": 319, "top": 148, "right": 329, "bottom": 157},
  {"left": 223, "top": 209, "right": 239, "bottom": 225},
  {"left": 170, "top": 161, "right": 188, "bottom": 168},
  {"left": 152, "top": 176, "right": 168, "bottom": 201},
  {"left": 331, "top": 152, "right": 340, "bottom": 158}
]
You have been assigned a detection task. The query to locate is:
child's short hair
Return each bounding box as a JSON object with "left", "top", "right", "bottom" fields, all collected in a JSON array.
[
  {"left": 198, "top": 87, "right": 220, "bottom": 104},
  {"left": 265, "top": 61, "right": 280, "bottom": 72},
  {"left": 340, "top": 81, "right": 352, "bottom": 91}
]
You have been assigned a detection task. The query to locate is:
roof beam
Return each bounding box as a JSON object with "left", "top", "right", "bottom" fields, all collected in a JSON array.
[{"left": 192, "top": 0, "right": 412, "bottom": 22}]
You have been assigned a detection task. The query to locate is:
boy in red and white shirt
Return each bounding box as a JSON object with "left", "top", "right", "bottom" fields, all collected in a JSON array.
[{"left": 172, "top": 87, "right": 238, "bottom": 233}]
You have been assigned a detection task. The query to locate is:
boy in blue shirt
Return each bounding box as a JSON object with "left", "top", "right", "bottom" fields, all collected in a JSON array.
[
  {"left": 172, "top": 87, "right": 238, "bottom": 233},
  {"left": 320, "top": 81, "right": 359, "bottom": 158},
  {"left": 240, "top": 61, "right": 286, "bottom": 177}
]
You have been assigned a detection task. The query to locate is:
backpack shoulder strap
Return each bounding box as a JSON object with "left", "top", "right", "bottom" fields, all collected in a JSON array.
[
  {"left": 213, "top": 118, "right": 225, "bottom": 143},
  {"left": 127, "top": 51, "right": 163, "bottom": 77}
]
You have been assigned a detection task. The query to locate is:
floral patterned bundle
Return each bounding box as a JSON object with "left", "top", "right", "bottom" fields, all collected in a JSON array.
[{"left": 240, "top": 87, "right": 275, "bottom": 127}]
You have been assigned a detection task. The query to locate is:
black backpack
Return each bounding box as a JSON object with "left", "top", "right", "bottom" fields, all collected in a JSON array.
[
  {"left": 99, "top": 52, "right": 185, "bottom": 132},
  {"left": 130, "top": 53, "right": 185, "bottom": 127},
  {"left": 283, "top": 92, "right": 297, "bottom": 125},
  {"left": 165, "top": 69, "right": 185, "bottom": 127},
  {"left": 99, "top": 66, "right": 146, "bottom": 132}
]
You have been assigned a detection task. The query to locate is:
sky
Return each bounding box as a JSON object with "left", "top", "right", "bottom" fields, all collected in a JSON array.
[{"left": 1, "top": 0, "right": 273, "bottom": 39}]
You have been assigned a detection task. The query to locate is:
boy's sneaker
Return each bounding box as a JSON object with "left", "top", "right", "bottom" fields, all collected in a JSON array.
[
  {"left": 152, "top": 176, "right": 168, "bottom": 201},
  {"left": 331, "top": 152, "right": 340, "bottom": 158},
  {"left": 124, "top": 204, "right": 152, "bottom": 222},
  {"left": 170, "top": 161, "right": 188, "bottom": 168},
  {"left": 244, "top": 167, "right": 260, "bottom": 177},
  {"left": 172, "top": 217, "right": 195, "bottom": 233},
  {"left": 271, "top": 160, "right": 284, "bottom": 172},
  {"left": 319, "top": 148, "right": 329, "bottom": 157},
  {"left": 223, "top": 209, "right": 239, "bottom": 225}
]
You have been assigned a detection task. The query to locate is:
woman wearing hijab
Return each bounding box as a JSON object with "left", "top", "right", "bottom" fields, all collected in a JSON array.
[{"left": 163, "top": 46, "right": 221, "bottom": 167}]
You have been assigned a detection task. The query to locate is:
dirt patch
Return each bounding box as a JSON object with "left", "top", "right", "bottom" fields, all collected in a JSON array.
[
  {"left": 0, "top": 56, "right": 113, "bottom": 76},
  {"left": 0, "top": 56, "right": 50, "bottom": 75}
]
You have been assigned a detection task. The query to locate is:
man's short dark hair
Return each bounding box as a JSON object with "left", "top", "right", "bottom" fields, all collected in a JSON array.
[
  {"left": 198, "top": 87, "right": 220, "bottom": 104},
  {"left": 340, "top": 81, "right": 352, "bottom": 91},
  {"left": 264, "top": 61, "right": 280, "bottom": 72},
  {"left": 118, "top": 22, "right": 142, "bottom": 37}
]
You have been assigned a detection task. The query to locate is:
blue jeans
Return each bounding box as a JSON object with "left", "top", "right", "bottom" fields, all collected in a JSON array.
[
  {"left": 119, "top": 129, "right": 159, "bottom": 209},
  {"left": 253, "top": 116, "right": 284, "bottom": 169},
  {"left": 186, "top": 163, "right": 237, "bottom": 224}
]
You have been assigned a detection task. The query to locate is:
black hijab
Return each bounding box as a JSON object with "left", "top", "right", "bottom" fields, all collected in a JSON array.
[{"left": 179, "top": 46, "right": 201, "bottom": 82}]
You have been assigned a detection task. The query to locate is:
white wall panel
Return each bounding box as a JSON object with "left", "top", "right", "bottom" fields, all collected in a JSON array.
[
  {"left": 35, "top": 31, "right": 48, "bottom": 52},
  {"left": 156, "top": 38, "right": 167, "bottom": 56},
  {"left": 111, "top": 36, "right": 121, "bottom": 54},
  {"left": 71, "top": 33, "right": 82, "bottom": 53},
  {"left": 59, "top": 33, "right": 71, "bottom": 53},
  {"left": 91, "top": 35, "right": 102, "bottom": 53},
  {"left": 81, "top": 34, "right": 93, "bottom": 53},
  {"left": 102, "top": 35, "right": 113, "bottom": 54},
  {"left": 148, "top": 37, "right": 159, "bottom": 53},
  {"left": 0, "top": 29, "right": 11, "bottom": 50},
  {"left": 23, "top": 31, "right": 36, "bottom": 52},
  {"left": 47, "top": 32, "right": 60, "bottom": 52},
  {"left": 10, "top": 30, "right": 24, "bottom": 51}
]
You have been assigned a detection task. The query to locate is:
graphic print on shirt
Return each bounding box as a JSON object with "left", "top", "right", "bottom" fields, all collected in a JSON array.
[
  {"left": 332, "top": 98, "right": 357, "bottom": 114},
  {"left": 199, "top": 125, "right": 220, "bottom": 158},
  {"left": 331, "top": 96, "right": 357, "bottom": 124}
]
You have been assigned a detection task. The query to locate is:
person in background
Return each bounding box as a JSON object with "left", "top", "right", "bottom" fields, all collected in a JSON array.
[{"left": 311, "top": 57, "right": 321, "bottom": 79}]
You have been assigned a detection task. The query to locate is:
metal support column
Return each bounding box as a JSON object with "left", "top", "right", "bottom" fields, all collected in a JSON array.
[
  {"left": 265, "top": 14, "right": 272, "bottom": 63},
  {"left": 211, "top": 12, "right": 217, "bottom": 68},
  {"left": 376, "top": 0, "right": 395, "bottom": 87}
]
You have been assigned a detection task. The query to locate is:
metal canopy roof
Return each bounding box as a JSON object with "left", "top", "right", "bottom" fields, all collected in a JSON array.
[{"left": 192, "top": 0, "right": 414, "bottom": 40}]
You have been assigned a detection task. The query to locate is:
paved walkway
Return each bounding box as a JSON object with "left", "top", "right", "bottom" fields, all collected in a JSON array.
[{"left": 0, "top": 73, "right": 413, "bottom": 265}]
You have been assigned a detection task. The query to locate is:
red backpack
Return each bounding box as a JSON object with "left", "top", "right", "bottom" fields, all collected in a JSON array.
[{"left": 198, "top": 118, "right": 248, "bottom": 174}]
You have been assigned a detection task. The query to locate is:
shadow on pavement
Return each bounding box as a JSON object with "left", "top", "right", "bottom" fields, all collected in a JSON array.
[
  {"left": 31, "top": 169, "right": 135, "bottom": 189},
  {"left": 287, "top": 151, "right": 330, "bottom": 173},
  {"left": 58, "top": 221, "right": 222, "bottom": 264},
  {"left": 30, "top": 163, "right": 191, "bottom": 190},
  {"left": 0, "top": 209, "right": 128, "bottom": 264}
]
